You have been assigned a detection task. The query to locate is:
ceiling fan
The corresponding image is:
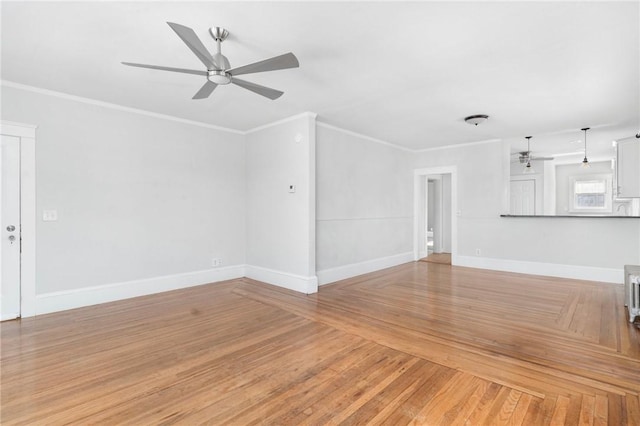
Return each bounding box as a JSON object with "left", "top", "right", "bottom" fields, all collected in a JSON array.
[
  {"left": 513, "top": 151, "right": 555, "bottom": 164},
  {"left": 122, "top": 22, "right": 299, "bottom": 100}
]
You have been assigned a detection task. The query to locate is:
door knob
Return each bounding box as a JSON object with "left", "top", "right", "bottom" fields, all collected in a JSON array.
[
  {"left": 8, "top": 235, "right": 16, "bottom": 242},
  {"left": 6, "top": 225, "right": 15, "bottom": 232}
]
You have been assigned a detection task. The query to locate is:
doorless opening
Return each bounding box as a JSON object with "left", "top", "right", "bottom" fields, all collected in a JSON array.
[{"left": 413, "top": 166, "right": 457, "bottom": 265}]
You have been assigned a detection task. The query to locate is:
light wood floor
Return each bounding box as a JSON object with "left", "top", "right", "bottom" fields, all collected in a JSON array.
[
  {"left": 1, "top": 262, "right": 639, "bottom": 425},
  {"left": 420, "top": 252, "right": 452, "bottom": 265}
]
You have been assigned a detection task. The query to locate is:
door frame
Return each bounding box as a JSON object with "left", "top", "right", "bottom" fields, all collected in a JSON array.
[
  {"left": 413, "top": 166, "right": 457, "bottom": 263},
  {"left": 1, "top": 121, "right": 36, "bottom": 317},
  {"left": 426, "top": 176, "right": 444, "bottom": 254}
]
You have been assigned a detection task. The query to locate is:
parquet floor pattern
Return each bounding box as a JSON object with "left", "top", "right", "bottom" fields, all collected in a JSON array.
[{"left": 1, "top": 262, "right": 639, "bottom": 424}]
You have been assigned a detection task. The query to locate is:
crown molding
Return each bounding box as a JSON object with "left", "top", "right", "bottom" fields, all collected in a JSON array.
[
  {"left": 414, "top": 138, "right": 502, "bottom": 153},
  {"left": 316, "top": 121, "right": 414, "bottom": 153},
  {"left": 1, "top": 80, "right": 244, "bottom": 135},
  {"left": 244, "top": 112, "right": 318, "bottom": 134}
]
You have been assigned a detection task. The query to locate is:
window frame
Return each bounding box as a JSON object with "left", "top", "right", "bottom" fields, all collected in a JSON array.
[{"left": 568, "top": 173, "right": 613, "bottom": 213}]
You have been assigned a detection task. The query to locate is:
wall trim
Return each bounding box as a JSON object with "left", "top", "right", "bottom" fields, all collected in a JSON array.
[
  {"left": 316, "top": 121, "right": 414, "bottom": 153},
  {"left": 1, "top": 121, "right": 37, "bottom": 318},
  {"left": 245, "top": 111, "right": 318, "bottom": 134},
  {"left": 317, "top": 252, "right": 414, "bottom": 286},
  {"left": 245, "top": 265, "right": 318, "bottom": 294},
  {"left": 456, "top": 255, "right": 623, "bottom": 284},
  {"left": 34, "top": 265, "right": 246, "bottom": 316},
  {"left": 0, "top": 296, "right": 20, "bottom": 321},
  {"left": 414, "top": 138, "right": 502, "bottom": 153},
  {"left": 0, "top": 120, "right": 38, "bottom": 136},
  {"left": 1, "top": 80, "right": 244, "bottom": 134},
  {"left": 413, "top": 166, "right": 458, "bottom": 263}
]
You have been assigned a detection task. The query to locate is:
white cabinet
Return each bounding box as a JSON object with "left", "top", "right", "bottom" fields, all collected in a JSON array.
[{"left": 616, "top": 137, "right": 640, "bottom": 198}]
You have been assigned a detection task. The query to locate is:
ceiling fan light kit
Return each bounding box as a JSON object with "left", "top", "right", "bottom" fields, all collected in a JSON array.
[
  {"left": 581, "top": 127, "right": 590, "bottom": 168},
  {"left": 122, "top": 22, "right": 299, "bottom": 100},
  {"left": 523, "top": 136, "right": 535, "bottom": 174},
  {"left": 464, "top": 114, "right": 489, "bottom": 126}
]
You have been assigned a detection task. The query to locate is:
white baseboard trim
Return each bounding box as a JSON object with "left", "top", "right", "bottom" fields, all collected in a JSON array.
[
  {"left": 0, "top": 296, "right": 20, "bottom": 321},
  {"left": 34, "top": 265, "right": 246, "bottom": 316},
  {"left": 244, "top": 265, "right": 318, "bottom": 294},
  {"left": 317, "top": 252, "right": 414, "bottom": 286},
  {"left": 455, "top": 255, "right": 623, "bottom": 284}
]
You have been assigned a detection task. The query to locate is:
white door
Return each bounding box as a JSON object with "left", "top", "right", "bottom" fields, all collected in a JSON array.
[
  {"left": 510, "top": 179, "right": 535, "bottom": 215},
  {"left": 1, "top": 135, "right": 21, "bottom": 320}
]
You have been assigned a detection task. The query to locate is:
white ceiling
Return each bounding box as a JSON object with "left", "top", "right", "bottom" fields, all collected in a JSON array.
[{"left": 2, "top": 1, "right": 638, "bottom": 152}]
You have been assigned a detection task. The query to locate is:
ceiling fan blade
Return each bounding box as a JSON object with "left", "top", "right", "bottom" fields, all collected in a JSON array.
[
  {"left": 167, "top": 22, "right": 217, "bottom": 70},
  {"left": 192, "top": 81, "right": 218, "bottom": 99},
  {"left": 122, "top": 62, "right": 207, "bottom": 76},
  {"left": 227, "top": 52, "right": 299, "bottom": 77},
  {"left": 231, "top": 78, "right": 283, "bottom": 100}
]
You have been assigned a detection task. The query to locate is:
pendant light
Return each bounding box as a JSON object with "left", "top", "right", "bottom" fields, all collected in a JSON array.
[
  {"left": 581, "top": 127, "right": 590, "bottom": 168},
  {"left": 523, "top": 136, "right": 534, "bottom": 174}
]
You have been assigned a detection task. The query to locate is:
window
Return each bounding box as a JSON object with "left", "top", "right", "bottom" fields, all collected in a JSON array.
[{"left": 569, "top": 174, "right": 612, "bottom": 213}]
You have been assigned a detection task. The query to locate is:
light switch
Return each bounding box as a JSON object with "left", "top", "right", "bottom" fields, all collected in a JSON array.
[{"left": 43, "top": 210, "right": 58, "bottom": 221}]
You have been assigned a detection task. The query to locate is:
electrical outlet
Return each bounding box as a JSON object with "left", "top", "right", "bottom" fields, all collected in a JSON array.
[
  {"left": 475, "top": 249, "right": 481, "bottom": 256},
  {"left": 212, "top": 258, "right": 222, "bottom": 267},
  {"left": 43, "top": 209, "right": 58, "bottom": 221}
]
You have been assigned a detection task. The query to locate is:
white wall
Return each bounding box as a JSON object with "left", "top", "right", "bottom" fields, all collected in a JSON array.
[
  {"left": 4, "top": 82, "right": 637, "bottom": 317},
  {"left": 2, "top": 86, "right": 246, "bottom": 309},
  {"left": 316, "top": 124, "right": 413, "bottom": 284},
  {"left": 414, "top": 141, "right": 640, "bottom": 282},
  {"left": 245, "top": 113, "right": 317, "bottom": 293}
]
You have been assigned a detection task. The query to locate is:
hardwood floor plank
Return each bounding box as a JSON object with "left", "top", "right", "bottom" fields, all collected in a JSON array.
[
  {"left": 626, "top": 394, "right": 640, "bottom": 426},
  {"left": 593, "top": 394, "right": 608, "bottom": 426},
  {"left": 550, "top": 395, "right": 571, "bottom": 425},
  {"left": 1, "top": 262, "right": 638, "bottom": 425},
  {"left": 607, "top": 393, "right": 626, "bottom": 426},
  {"left": 463, "top": 382, "right": 503, "bottom": 425},
  {"left": 508, "top": 392, "right": 534, "bottom": 426},
  {"left": 578, "top": 394, "right": 596, "bottom": 426},
  {"left": 445, "top": 376, "right": 491, "bottom": 426}
]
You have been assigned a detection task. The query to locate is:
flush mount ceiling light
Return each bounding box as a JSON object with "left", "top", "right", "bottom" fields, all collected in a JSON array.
[
  {"left": 464, "top": 114, "right": 489, "bottom": 126},
  {"left": 581, "top": 127, "right": 590, "bottom": 168}
]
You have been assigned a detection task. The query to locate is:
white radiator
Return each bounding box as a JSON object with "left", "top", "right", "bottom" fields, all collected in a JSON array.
[{"left": 624, "top": 265, "right": 640, "bottom": 323}]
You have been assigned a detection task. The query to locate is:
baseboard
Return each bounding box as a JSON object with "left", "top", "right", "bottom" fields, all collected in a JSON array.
[
  {"left": 317, "top": 252, "right": 414, "bottom": 286},
  {"left": 34, "top": 265, "right": 246, "bottom": 316},
  {"left": 0, "top": 296, "right": 20, "bottom": 321},
  {"left": 244, "top": 265, "right": 318, "bottom": 294},
  {"left": 455, "top": 255, "right": 623, "bottom": 284}
]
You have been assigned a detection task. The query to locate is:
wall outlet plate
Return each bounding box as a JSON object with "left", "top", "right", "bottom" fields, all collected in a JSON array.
[{"left": 43, "top": 210, "right": 58, "bottom": 221}]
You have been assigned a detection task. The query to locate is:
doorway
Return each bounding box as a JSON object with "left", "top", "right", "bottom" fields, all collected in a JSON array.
[
  {"left": 422, "top": 175, "right": 452, "bottom": 264},
  {"left": 1, "top": 121, "right": 36, "bottom": 320},
  {"left": 413, "top": 166, "right": 457, "bottom": 265}
]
